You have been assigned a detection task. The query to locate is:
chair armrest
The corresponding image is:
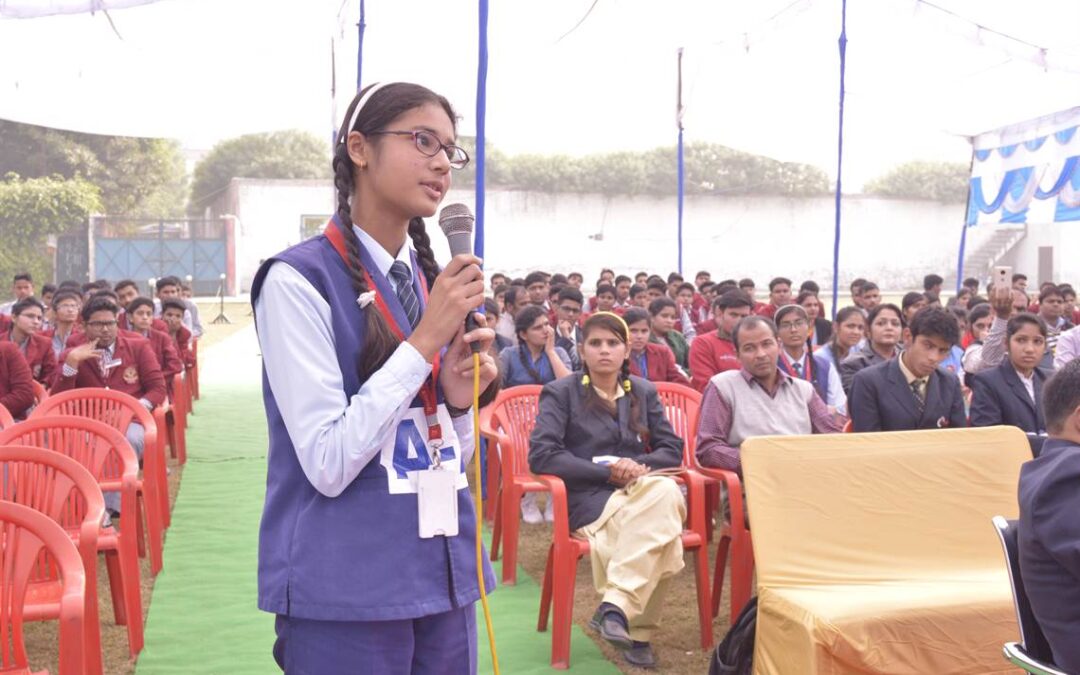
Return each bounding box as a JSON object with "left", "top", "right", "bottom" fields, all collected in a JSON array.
[
  {"left": 677, "top": 468, "right": 708, "bottom": 541},
  {"left": 534, "top": 474, "right": 572, "bottom": 543},
  {"left": 1003, "top": 642, "right": 1067, "bottom": 675},
  {"left": 694, "top": 466, "right": 747, "bottom": 531}
]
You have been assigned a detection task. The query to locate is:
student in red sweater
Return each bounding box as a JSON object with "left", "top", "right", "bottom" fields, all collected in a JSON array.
[
  {"left": 623, "top": 308, "right": 690, "bottom": 385},
  {"left": 127, "top": 297, "right": 184, "bottom": 381},
  {"left": 0, "top": 341, "right": 35, "bottom": 419},
  {"left": 54, "top": 296, "right": 165, "bottom": 515},
  {"left": 755, "top": 277, "right": 792, "bottom": 319},
  {"left": 4, "top": 298, "right": 57, "bottom": 386},
  {"left": 689, "top": 290, "right": 754, "bottom": 392},
  {"left": 161, "top": 299, "right": 195, "bottom": 369}
]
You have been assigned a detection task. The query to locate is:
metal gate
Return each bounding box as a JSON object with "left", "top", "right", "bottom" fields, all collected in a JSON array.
[{"left": 92, "top": 217, "right": 227, "bottom": 296}]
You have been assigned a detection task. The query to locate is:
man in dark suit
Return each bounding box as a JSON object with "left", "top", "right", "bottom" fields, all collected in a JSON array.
[
  {"left": 1018, "top": 359, "right": 1080, "bottom": 673},
  {"left": 850, "top": 306, "right": 967, "bottom": 431},
  {"left": 970, "top": 313, "right": 1050, "bottom": 456}
]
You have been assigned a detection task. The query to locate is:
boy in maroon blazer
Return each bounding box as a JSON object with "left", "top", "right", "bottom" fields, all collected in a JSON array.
[
  {"left": 4, "top": 297, "right": 57, "bottom": 386},
  {"left": 161, "top": 299, "right": 195, "bottom": 369},
  {"left": 0, "top": 341, "right": 35, "bottom": 419}
]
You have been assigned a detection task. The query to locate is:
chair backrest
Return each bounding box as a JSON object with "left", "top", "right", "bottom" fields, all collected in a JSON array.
[
  {"left": 742, "top": 426, "right": 1032, "bottom": 587},
  {"left": 489, "top": 385, "right": 543, "bottom": 477},
  {"left": 0, "top": 501, "right": 85, "bottom": 675},
  {"left": 0, "top": 445, "right": 105, "bottom": 532},
  {"left": 992, "top": 516, "right": 1055, "bottom": 664},
  {"left": 0, "top": 416, "right": 138, "bottom": 487},
  {"left": 31, "top": 388, "right": 151, "bottom": 434},
  {"left": 653, "top": 381, "right": 701, "bottom": 460},
  {"left": 0, "top": 403, "right": 12, "bottom": 430}
]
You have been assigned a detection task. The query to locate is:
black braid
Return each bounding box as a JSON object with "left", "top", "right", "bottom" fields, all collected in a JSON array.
[
  {"left": 332, "top": 141, "right": 400, "bottom": 381},
  {"left": 518, "top": 344, "right": 544, "bottom": 384},
  {"left": 407, "top": 217, "right": 440, "bottom": 291},
  {"left": 622, "top": 359, "right": 649, "bottom": 441}
]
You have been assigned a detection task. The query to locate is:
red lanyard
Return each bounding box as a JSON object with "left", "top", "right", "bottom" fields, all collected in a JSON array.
[{"left": 325, "top": 219, "right": 443, "bottom": 444}]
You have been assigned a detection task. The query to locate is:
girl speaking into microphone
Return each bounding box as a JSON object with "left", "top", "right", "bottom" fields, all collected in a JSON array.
[{"left": 251, "top": 82, "right": 500, "bottom": 674}]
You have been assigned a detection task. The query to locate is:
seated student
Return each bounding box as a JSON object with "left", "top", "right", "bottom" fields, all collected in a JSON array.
[
  {"left": 594, "top": 283, "right": 618, "bottom": 315},
  {"left": 39, "top": 284, "right": 57, "bottom": 331},
  {"left": 627, "top": 284, "right": 649, "bottom": 309},
  {"left": 623, "top": 308, "right": 689, "bottom": 385},
  {"left": 524, "top": 271, "right": 549, "bottom": 308},
  {"left": 54, "top": 296, "right": 166, "bottom": 514},
  {"left": 114, "top": 279, "right": 140, "bottom": 325},
  {"left": 613, "top": 275, "right": 632, "bottom": 308},
  {"left": 737, "top": 278, "right": 766, "bottom": 315},
  {"left": 970, "top": 313, "right": 1050, "bottom": 456},
  {"left": 696, "top": 316, "right": 841, "bottom": 474},
  {"left": 901, "top": 291, "right": 929, "bottom": 326},
  {"left": 553, "top": 286, "right": 585, "bottom": 370},
  {"left": 567, "top": 272, "right": 584, "bottom": 289},
  {"left": 528, "top": 312, "right": 684, "bottom": 669},
  {"left": 1038, "top": 285, "right": 1075, "bottom": 369},
  {"left": 688, "top": 290, "right": 753, "bottom": 391},
  {"left": 644, "top": 279, "right": 667, "bottom": 304},
  {"left": 647, "top": 297, "right": 690, "bottom": 371},
  {"left": 40, "top": 290, "right": 82, "bottom": 357},
  {"left": 774, "top": 304, "right": 846, "bottom": 416},
  {"left": 3, "top": 298, "right": 56, "bottom": 387},
  {"left": 849, "top": 306, "right": 967, "bottom": 432},
  {"left": 496, "top": 285, "right": 528, "bottom": 347},
  {"left": 633, "top": 271, "right": 648, "bottom": 286},
  {"left": 859, "top": 281, "right": 882, "bottom": 311},
  {"left": 964, "top": 286, "right": 1029, "bottom": 376},
  {"left": 1017, "top": 360, "right": 1080, "bottom": 673},
  {"left": 483, "top": 298, "right": 514, "bottom": 355},
  {"left": 500, "top": 305, "right": 572, "bottom": 388},
  {"left": 815, "top": 306, "right": 865, "bottom": 371},
  {"left": 960, "top": 302, "right": 993, "bottom": 370},
  {"left": 755, "top": 277, "right": 792, "bottom": 319},
  {"left": 0, "top": 341, "right": 35, "bottom": 420},
  {"left": 154, "top": 275, "right": 204, "bottom": 338},
  {"left": 489, "top": 272, "right": 508, "bottom": 292},
  {"left": 1055, "top": 323, "right": 1080, "bottom": 370},
  {"left": 160, "top": 299, "right": 195, "bottom": 370},
  {"left": 1063, "top": 285, "right": 1080, "bottom": 326},
  {"left": 126, "top": 297, "right": 184, "bottom": 382},
  {"left": 674, "top": 282, "right": 703, "bottom": 336},
  {"left": 839, "top": 303, "right": 903, "bottom": 395},
  {"left": 796, "top": 290, "right": 832, "bottom": 348},
  {"left": 849, "top": 277, "right": 867, "bottom": 311}
]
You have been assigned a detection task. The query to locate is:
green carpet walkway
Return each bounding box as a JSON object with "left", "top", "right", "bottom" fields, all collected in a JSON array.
[{"left": 135, "top": 327, "right": 615, "bottom": 674}]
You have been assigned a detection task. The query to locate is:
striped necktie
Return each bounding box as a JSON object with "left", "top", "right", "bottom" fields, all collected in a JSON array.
[
  {"left": 388, "top": 261, "right": 420, "bottom": 329},
  {"left": 910, "top": 379, "right": 926, "bottom": 414}
]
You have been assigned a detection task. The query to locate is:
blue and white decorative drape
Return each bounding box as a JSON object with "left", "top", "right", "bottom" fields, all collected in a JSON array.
[{"left": 967, "top": 108, "right": 1080, "bottom": 227}]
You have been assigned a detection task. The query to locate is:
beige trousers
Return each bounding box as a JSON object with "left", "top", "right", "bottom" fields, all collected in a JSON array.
[{"left": 576, "top": 476, "right": 686, "bottom": 641}]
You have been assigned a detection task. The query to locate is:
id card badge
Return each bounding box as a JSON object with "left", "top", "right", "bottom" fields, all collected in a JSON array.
[{"left": 417, "top": 468, "right": 458, "bottom": 539}]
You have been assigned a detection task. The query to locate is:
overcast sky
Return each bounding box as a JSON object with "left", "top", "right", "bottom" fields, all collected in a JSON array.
[{"left": 2, "top": 0, "right": 1079, "bottom": 187}]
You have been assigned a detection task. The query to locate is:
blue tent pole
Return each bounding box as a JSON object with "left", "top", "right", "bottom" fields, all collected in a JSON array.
[
  {"left": 830, "top": 0, "right": 848, "bottom": 321},
  {"left": 475, "top": 0, "right": 489, "bottom": 261},
  {"left": 356, "top": 0, "right": 366, "bottom": 91},
  {"left": 676, "top": 48, "right": 685, "bottom": 275},
  {"left": 955, "top": 148, "right": 977, "bottom": 294}
]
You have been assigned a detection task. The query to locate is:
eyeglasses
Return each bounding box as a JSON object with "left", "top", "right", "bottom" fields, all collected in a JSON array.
[
  {"left": 778, "top": 319, "right": 808, "bottom": 331},
  {"left": 86, "top": 320, "right": 118, "bottom": 329},
  {"left": 367, "top": 130, "right": 470, "bottom": 169}
]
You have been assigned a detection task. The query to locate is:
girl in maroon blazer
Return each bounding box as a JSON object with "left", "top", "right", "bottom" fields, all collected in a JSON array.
[
  {"left": 0, "top": 341, "right": 35, "bottom": 419},
  {"left": 623, "top": 308, "right": 690, "bottom": 385},
  {"left": 4, "top": 297, "right": 56, "bottom": 386}
]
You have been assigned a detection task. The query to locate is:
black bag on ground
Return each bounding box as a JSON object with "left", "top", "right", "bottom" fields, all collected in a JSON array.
[{"left": 708, "top": 596, "right": 757, "bottom": 675}]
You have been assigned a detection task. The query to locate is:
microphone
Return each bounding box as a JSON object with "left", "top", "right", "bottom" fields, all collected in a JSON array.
[{"left": 438, "top": 203, "right": 482, "bottom": 353}]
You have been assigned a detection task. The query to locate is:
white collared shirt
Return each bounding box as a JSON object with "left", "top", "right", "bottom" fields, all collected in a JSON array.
[
  {"left": 254, "top": 229, "right": 474, "bottom": 499},
  {"left": 1017, "top": 369, "right": 1036, "bottom": 403},
  {"left": 354, "top": 226, "right": 416, "bottom": 296}
]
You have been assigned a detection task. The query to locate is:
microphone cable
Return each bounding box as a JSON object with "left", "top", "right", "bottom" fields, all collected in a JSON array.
[{"left": 472, "top": 351, "right": 500, "bottom": 674}]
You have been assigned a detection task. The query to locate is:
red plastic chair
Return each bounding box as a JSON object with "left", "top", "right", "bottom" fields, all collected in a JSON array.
[
  {"left": 843, "top": 419, "right": 854, "bottom": 433},
  {"left": 187, "top": 338, "right": 200, "bottom": 400},
  {"left": 478, "top": 385, "right": 543, "bottom": 586},
  {"left": 0, "top": 501, "right": 87, "bottom": 675},
  {"left": 0, "top": 403, "right": 12, "bottom": 430},
  {"left": 0, "top": 445, "right": 106, "bottom": 675},
  {"left": 32, "top": 388, "right": 170, "bottom": 567},
  {"left": 0, "top": 417, "right": 145, "bottom": 657},
  {"left": 535, "top": 468, "right": 713, "bottom": 668},
  {"left": 477, "top": 404, "right": 498, "bottom": 524},
  {"left": 166, "top": 374, "right": 188, "bottom": 464}
]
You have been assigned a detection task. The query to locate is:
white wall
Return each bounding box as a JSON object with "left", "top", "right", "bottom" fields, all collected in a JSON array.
[
  {"left": 232, "top": 179, "right": 334, "bottom": 291},
  {"left": 230, "top": 181, "right": 1044, "bottom": 293},
  {"left": 999, "top": 223, "right": 1080, "bottom": 287}
]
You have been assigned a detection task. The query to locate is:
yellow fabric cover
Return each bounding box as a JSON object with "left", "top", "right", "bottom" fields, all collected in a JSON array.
[{"left": 741, "top": 426, "right": 1030, "bottom": 674}]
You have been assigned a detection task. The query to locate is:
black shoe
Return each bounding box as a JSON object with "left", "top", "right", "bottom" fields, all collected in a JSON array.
[
  {"left": 622, "top": 641, "right": 657, "bottom": 669},
  {"left": 588, "top": 602, "right": 632, "bottom": 651}
]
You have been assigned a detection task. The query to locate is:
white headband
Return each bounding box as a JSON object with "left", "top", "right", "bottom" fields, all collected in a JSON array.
[{"left": 340, "top": 81, "right": 393, "bottom": 144}]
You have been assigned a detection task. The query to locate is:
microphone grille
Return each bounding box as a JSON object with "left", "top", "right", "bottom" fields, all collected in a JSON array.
[{"left": 438, "top": 203, "right": 474, "bottom": 236}]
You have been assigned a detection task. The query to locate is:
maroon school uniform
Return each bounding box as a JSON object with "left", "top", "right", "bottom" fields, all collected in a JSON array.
[
  {"left": 118, "top": 311, "right": 169, "bottom": 334},
  {"left": 53, "top": 333, "right": 166, "bottom": 407},
  {"left": 142, "top": 329, "right": 183, "bottom": 380},
  {"left": 628, "top": 342, "right": 690, "bottom": 385},
  {"left": 0, "top": 341, "right": 35, "bottom": 419},
  {"left": 170, "top": 325, "right": 195, "bottom": 369},
  {"left": 1, "top": 330, "right": 57, "bottom": 386}
]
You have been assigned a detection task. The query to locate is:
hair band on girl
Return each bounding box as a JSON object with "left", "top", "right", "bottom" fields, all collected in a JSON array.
[
  {"left": 356, "top": 290, "right": 377, "bottom": 308},
  {"left": 340, "top": 81, "right": 393, "bottom": 144},
  {"left": 590, "top": 311, "right": 630, "bottom": 339}
]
